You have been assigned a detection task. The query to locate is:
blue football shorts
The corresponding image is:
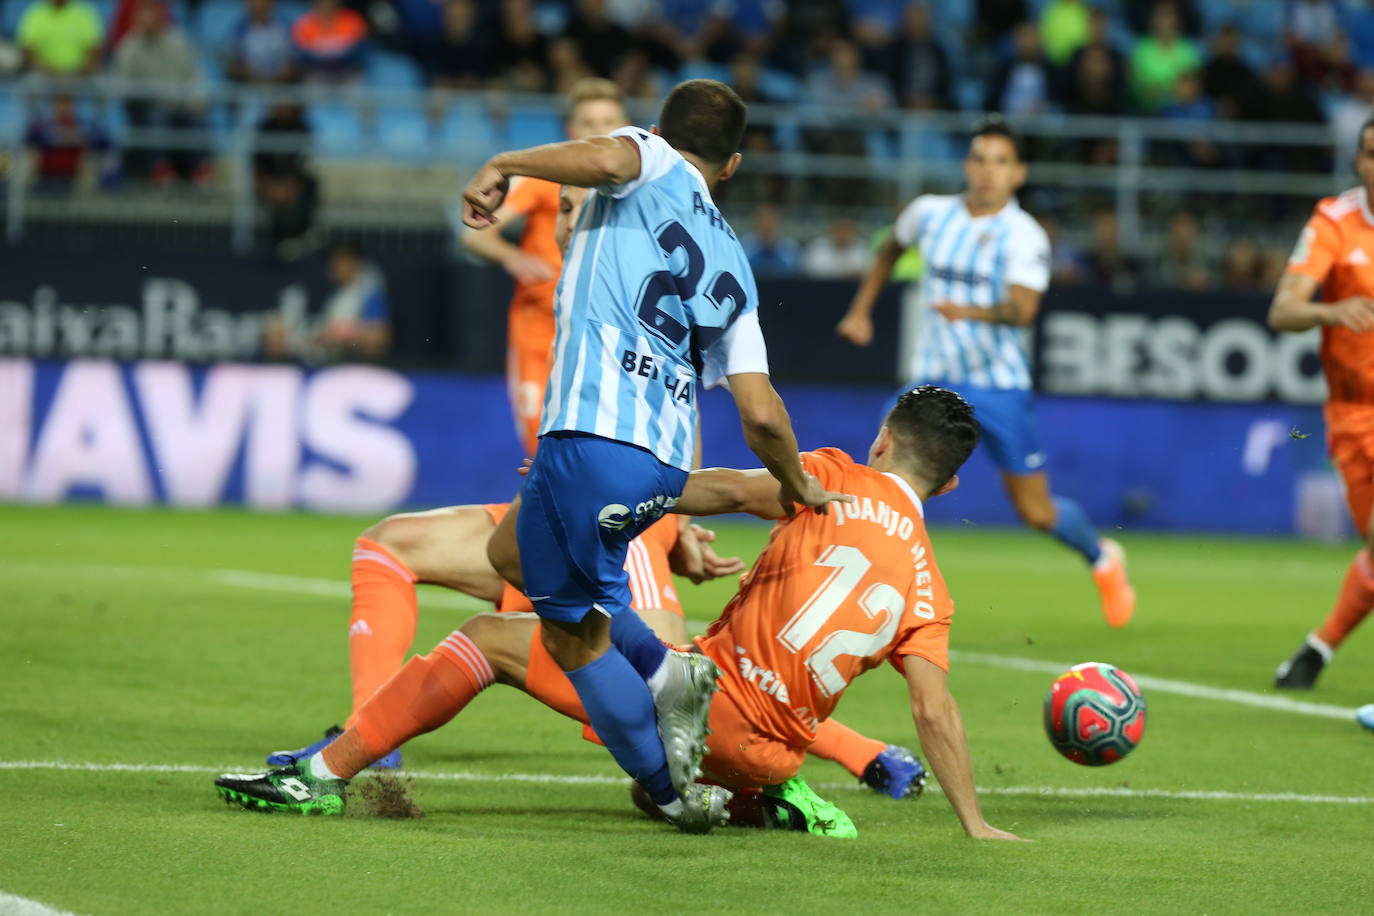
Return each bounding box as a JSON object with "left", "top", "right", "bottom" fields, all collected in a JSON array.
[{"left": 516, "top": 431, "right": 689, "bottom": 624}]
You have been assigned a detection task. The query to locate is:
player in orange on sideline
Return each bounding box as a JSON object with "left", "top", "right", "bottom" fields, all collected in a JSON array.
[
  {"left": 1271, "top": 113, "right": 1374, "bottom": 698},
  {"left": 460, "top": 78, "right": 628, "bottom": 455},
  {"left": 219, "top": 387, "right": 1020, "bottom": 839}
]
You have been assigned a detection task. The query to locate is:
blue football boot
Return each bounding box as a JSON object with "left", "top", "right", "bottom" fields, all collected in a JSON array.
[{"left": 860, "top": 745, "right": 928, "bottom": 800}]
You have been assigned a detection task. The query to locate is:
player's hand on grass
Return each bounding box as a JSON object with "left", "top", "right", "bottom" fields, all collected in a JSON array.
[
  {"left": 462, "top": 162, "right": 510, "bottom": 229},
  {"left": 1326, "top": 296, "right": 1374, "bottom": 333},
  {"left": 502, "top": 249, "right": 557, "bottom": 285},
  {"left": 966, "top": 822, "right": 1028, "bottom": 842},
  {"left": 670, "top": 523, "right": 746, "bottom": 584},
  {"left": 835, "top": 312, "right": 874, "bottom": 346},
  {"left": 778, "top": 472, "right": 854, "bottom": 517}
]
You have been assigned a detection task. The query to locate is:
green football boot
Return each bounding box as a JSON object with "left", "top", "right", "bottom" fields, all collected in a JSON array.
[
  {"left": 215, "top": 763, "right": 347, "bottom": 816},
  {"left": 763, "top": 776, "right": 857, "bottom": 839}
]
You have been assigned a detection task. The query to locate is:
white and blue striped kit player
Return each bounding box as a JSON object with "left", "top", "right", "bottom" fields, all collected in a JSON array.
[
  {"left": 539, "top": 126, "right": 770, "bottom": 471},
  {"left": 894, "top": 193, "right": 1051, "bottom": 390}
]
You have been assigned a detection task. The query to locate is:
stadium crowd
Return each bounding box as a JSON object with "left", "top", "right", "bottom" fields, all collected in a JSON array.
[{"left": 2, "top": 0, "right": 1371, "bottom": 289}]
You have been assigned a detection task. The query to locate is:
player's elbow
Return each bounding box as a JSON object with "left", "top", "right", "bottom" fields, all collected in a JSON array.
[
  {"left": 592, "top": 143, "right": 637, "bottom": 186},
  {"left": 736, "top": 392, "right": 788, "bottom": 441}
]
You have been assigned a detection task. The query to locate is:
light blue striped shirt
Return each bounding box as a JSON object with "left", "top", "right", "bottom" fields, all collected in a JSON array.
[
  {"left": 895, "top": 193, "right": 1050, "bottom": 390},
  {"left": 540, "top": 127, "right": 768, "bottom": 471}
]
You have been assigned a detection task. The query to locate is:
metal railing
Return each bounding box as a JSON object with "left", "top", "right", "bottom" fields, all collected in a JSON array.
[{"left": 0, "top": 75, "right": 1351, "bottom": 253}]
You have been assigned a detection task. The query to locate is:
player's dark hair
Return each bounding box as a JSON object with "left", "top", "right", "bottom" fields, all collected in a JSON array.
[
  {"left": 658, "top": 79, "right": 747, "bottom": 168},
  {"left": 330, "top": 241, "right": 364, "bottom": 260},
  {"left": 969, "top": 114, "right": 1023, "bottom": 161},
  {"left": 884, "top": 386, "right": 980, "bottom": 489},
  {"left": 1358, "top": 112, "right": 1374, "bottom": 154}
]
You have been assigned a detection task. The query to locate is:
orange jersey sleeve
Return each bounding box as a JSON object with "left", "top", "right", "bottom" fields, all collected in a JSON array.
[
  {"left": 503, "top": 177, "right": 562, "bottom": 349},
  {"left": 698, "top": 448, "right": 954, "bottom": 748},
  {"left": 1285, "top": 189, "right": 1374, "bottom": 406}
]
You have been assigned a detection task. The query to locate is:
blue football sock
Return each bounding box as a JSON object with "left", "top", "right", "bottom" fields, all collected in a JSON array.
[
  {"left": 564, "top": 648, "right": 676, "bottom": 805},
  {"left": 611, "top": 610, "right": 670, "bottom": 681},
  {"left": 1049, "top": 496, "right": 1102, "bottom": 565}
]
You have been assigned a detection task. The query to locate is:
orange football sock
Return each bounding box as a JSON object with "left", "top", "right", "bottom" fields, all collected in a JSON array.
[
  {"left": 808, "top": 718, "right": 888, "bottom": 779},
  {"left": 1315, "top": 548, "right": 1374, "bottom": 649},
  {"left": 323, "top": 631, "right": 495, "bottom": 780},
  {"left": 521, "top": 625, "right": 592, "bottom": 726},
  {"left": 347, "top": 537, "right": 419, "bottom": 725}
]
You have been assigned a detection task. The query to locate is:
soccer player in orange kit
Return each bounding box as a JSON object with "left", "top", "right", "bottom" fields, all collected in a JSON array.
[
  {"left": 1271, "top": 114, "right": 1374, "bottom": 713},
  {"left": 218, "top": 387, "right": 1021, "bottom": 840},
  {"left": 461, "top": 78, "right": 628, "bottom": 455}
]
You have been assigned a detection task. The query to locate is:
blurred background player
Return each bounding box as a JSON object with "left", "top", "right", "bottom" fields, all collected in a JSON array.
[
  {"left": 216, "top": 388, "right": 1011, "bottom": 839},
  {"left": 835, "top": 116, "right": 1135, "bottom": 628},
  {"left": 462, "top": 79, "right": 846, "bottom": 832},
  {"left": 1269, "top": 113, "right": 1374, "bottom": 708},
  {"left": 461, "top": 78, "right": 627, "bottom": 455}
]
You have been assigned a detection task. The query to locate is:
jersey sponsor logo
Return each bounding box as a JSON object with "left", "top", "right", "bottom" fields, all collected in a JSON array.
[
  {"left": 734, "top": 645, "right": 792, "bottom": 704},
  {"left": 619, "top": 349, "right": 694, "bottom": 404},
  {"left": 1289, "top": 226, "right": 1315, "bottom": 265},
  {"left": 598, "top": 503, "right": 633, "bottom": 530},
  {"left": 1349, "top": 247, "right": 1371, "bottom": 266},
  {"left": 926, "top": 264, "right": 992, "bottom": 289}
]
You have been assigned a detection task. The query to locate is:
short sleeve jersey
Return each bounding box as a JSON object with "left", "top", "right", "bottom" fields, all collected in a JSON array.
[
  {"left": 893, "top": 193, "right": 1050, "bottom": 391},
  {"left": 540, "top": 126, "right": 768, "bottom": 471},
  {"left": 502, "top": 177, "right": 563, "bottom": 354},
  {"left": 696, "top": 448, "right": 955, "bottom": 747},
  {"left": 1284, "top": 186, "right": 1374, "bottom": 407}
]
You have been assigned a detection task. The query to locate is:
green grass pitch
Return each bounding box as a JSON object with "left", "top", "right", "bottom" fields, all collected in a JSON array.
[{"left": 2, "top": 503, "right": 1372, "bottom": 914}]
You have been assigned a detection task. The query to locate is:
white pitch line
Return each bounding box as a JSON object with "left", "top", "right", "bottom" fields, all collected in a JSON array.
[
  {"left": 1, "top": 760, "right": 1369, "bottom": 806},
  {"left": 0, "top": 890, "right": 84, "bottom": 916},
  {"left": 950, "top": 651, "right": 1355, "bottom": 721}
]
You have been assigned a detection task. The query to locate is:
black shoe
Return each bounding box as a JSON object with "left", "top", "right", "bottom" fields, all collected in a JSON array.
[
  {"left": 215, "top": 763, "right": 346, "bottom": 815},
  {"left": 1274, "top": 640, "right": 1328, "bottom": 689}
]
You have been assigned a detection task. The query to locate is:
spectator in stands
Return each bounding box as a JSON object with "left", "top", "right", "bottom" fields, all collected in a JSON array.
[
  {"left": 848, "top": 0, "right": 907, "bottom": 75},
  {"left": 1221, "top": 237, "right": 1263, "bottom": 292},
  {"left": 1039, "top": 0, "right": 1090, "bottom": 70},
  {"left": 1259, "top": 57, "right": 1329, "bottom": 172},
  {"left": 317, "top": 242, "right": 391, "bottom": 360},
  {"left": 425, "top": 0, "right": 495, "bottom": 88},
  {"left": 888, "top": 2, "right": 953, "bottom": 111},
  {"left": 802, "top": 218, "right": 871, "bottom": 279},
  {"left": 565, "top": 0, "right": 632, "bottom": 79},
  {"left": 1130, "top": 2, "right": 1200, "bottom": 113},
  {"left": 492, "top": 0, "right": 547, "bottom": 91},
  {"left": 1125, "top": 0, "right": 1200, "bottom": 37},
  {"left": 1202, "top": 23, "right": 1263, "bottom": 121},
  {"left": 1332, "top": 69, "right": 1374, "bottom": 162},
  {"left": 1060, "top": 9, "right": 1123, "bottom": 107},
  {"left": 1152, "top": 210, "right": 1210, "bottom": 292},
  {"left": 227, "top": 0, "right": 299, "bottom": 84},
  {"left": 254, "top": 102, "right": 319, "bottom": 259},
  {"left": 548, "top": 36, "right": 595, "bottom": 94},
  {"left": 1039, "top": 213, "right": 1088, "bottom": 286},
  {"left": 17, "top": 0, "right": 103, "bottom": 75},
  {"left": 1287, "top": 0, "right": 1343, "bottom": 79},
  {"left": 985, "top": 21, "right": 1051, "bottom": 117},
  {"left": 1350, "top": 0, "right": 1374, "bottom": 72},
  {"left": 112, "top": 0, "right": 210, "bottom": 185},
  {"left": 1163, "top": 71, "right": 1221, "bottom": 168},
  {"left": 743, "top": 203, "right": 801, "bottom": 276},
  {"left": 24, "top": 94, "right": 113, "bottom": 189},
  {"left": 809, "top": 38, "right": 892, "bottom": 113},
  {"left": 292, "top": 0, "right": 368, "bottom": 84},
  {"left": 1083, "top": 210, "right": 1141, "bottom": 294},
  {"left": 1063, "top": 44, "right": 1122, "bottom": 164},
  {"left": 973, "top": 0, "right": 1026, "bottom": 47}
]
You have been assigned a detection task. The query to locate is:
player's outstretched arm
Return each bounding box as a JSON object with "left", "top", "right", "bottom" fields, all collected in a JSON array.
[
  {"left": 934, "top": 285, "right": 1041, "bottom": 327},
  {"left": 1269, "top": 272, "right": 1374, "bottom": 333},
  {"left": 462, "top": 137, "right": 641, "bottom": 228},
  {"left": 903, "top": 655, "right": 1025, "bottom": 841},
  {"left": 725, "top": 372, "right": 852, "bottom": 515},
  {"left": 837, "top": 234, "right": 904, "bottom": 346}
]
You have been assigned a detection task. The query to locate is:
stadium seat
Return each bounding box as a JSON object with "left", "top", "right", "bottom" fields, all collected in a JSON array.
[
  {"left": 497, "top": 107, "right": 562, "bottom": 149},
  {"left": 438, "top": 100, "right": 495, "bottom": 158},
  {"left": 376, "top": 106, "right": 432, "bottom": 160},
  {"left": 308, "top": 102, "right": 366, "bottom": 157},
  {"left": 758, "top": 67, "right": 802, "bottom": 103},
  {"left": 195, "top": 0, "right": 243, "bottom": 53},
  {"left": 366, "top": 49, "right": 425, "bottom": 90}
]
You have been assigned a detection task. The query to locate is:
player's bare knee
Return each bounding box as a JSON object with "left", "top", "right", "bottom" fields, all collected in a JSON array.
[
  {"left": 460, "top": 613, "right": 523, "bottom": 683},
  {"left": 360, "top": 513, "right": 423, "bottom": 564}
]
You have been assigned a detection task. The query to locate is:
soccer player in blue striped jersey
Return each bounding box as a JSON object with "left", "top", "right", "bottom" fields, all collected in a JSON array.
[
  {"left": 462, "top": 79, "right": 848, "bottom": 832},
  {"left": 837, "top": 116, "right": 1135, "bottom": 628}
]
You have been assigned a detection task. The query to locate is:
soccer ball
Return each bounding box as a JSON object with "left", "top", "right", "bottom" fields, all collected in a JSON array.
[{"left": 1043, "top": 662, "right": 1146, "bottom": 766}]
